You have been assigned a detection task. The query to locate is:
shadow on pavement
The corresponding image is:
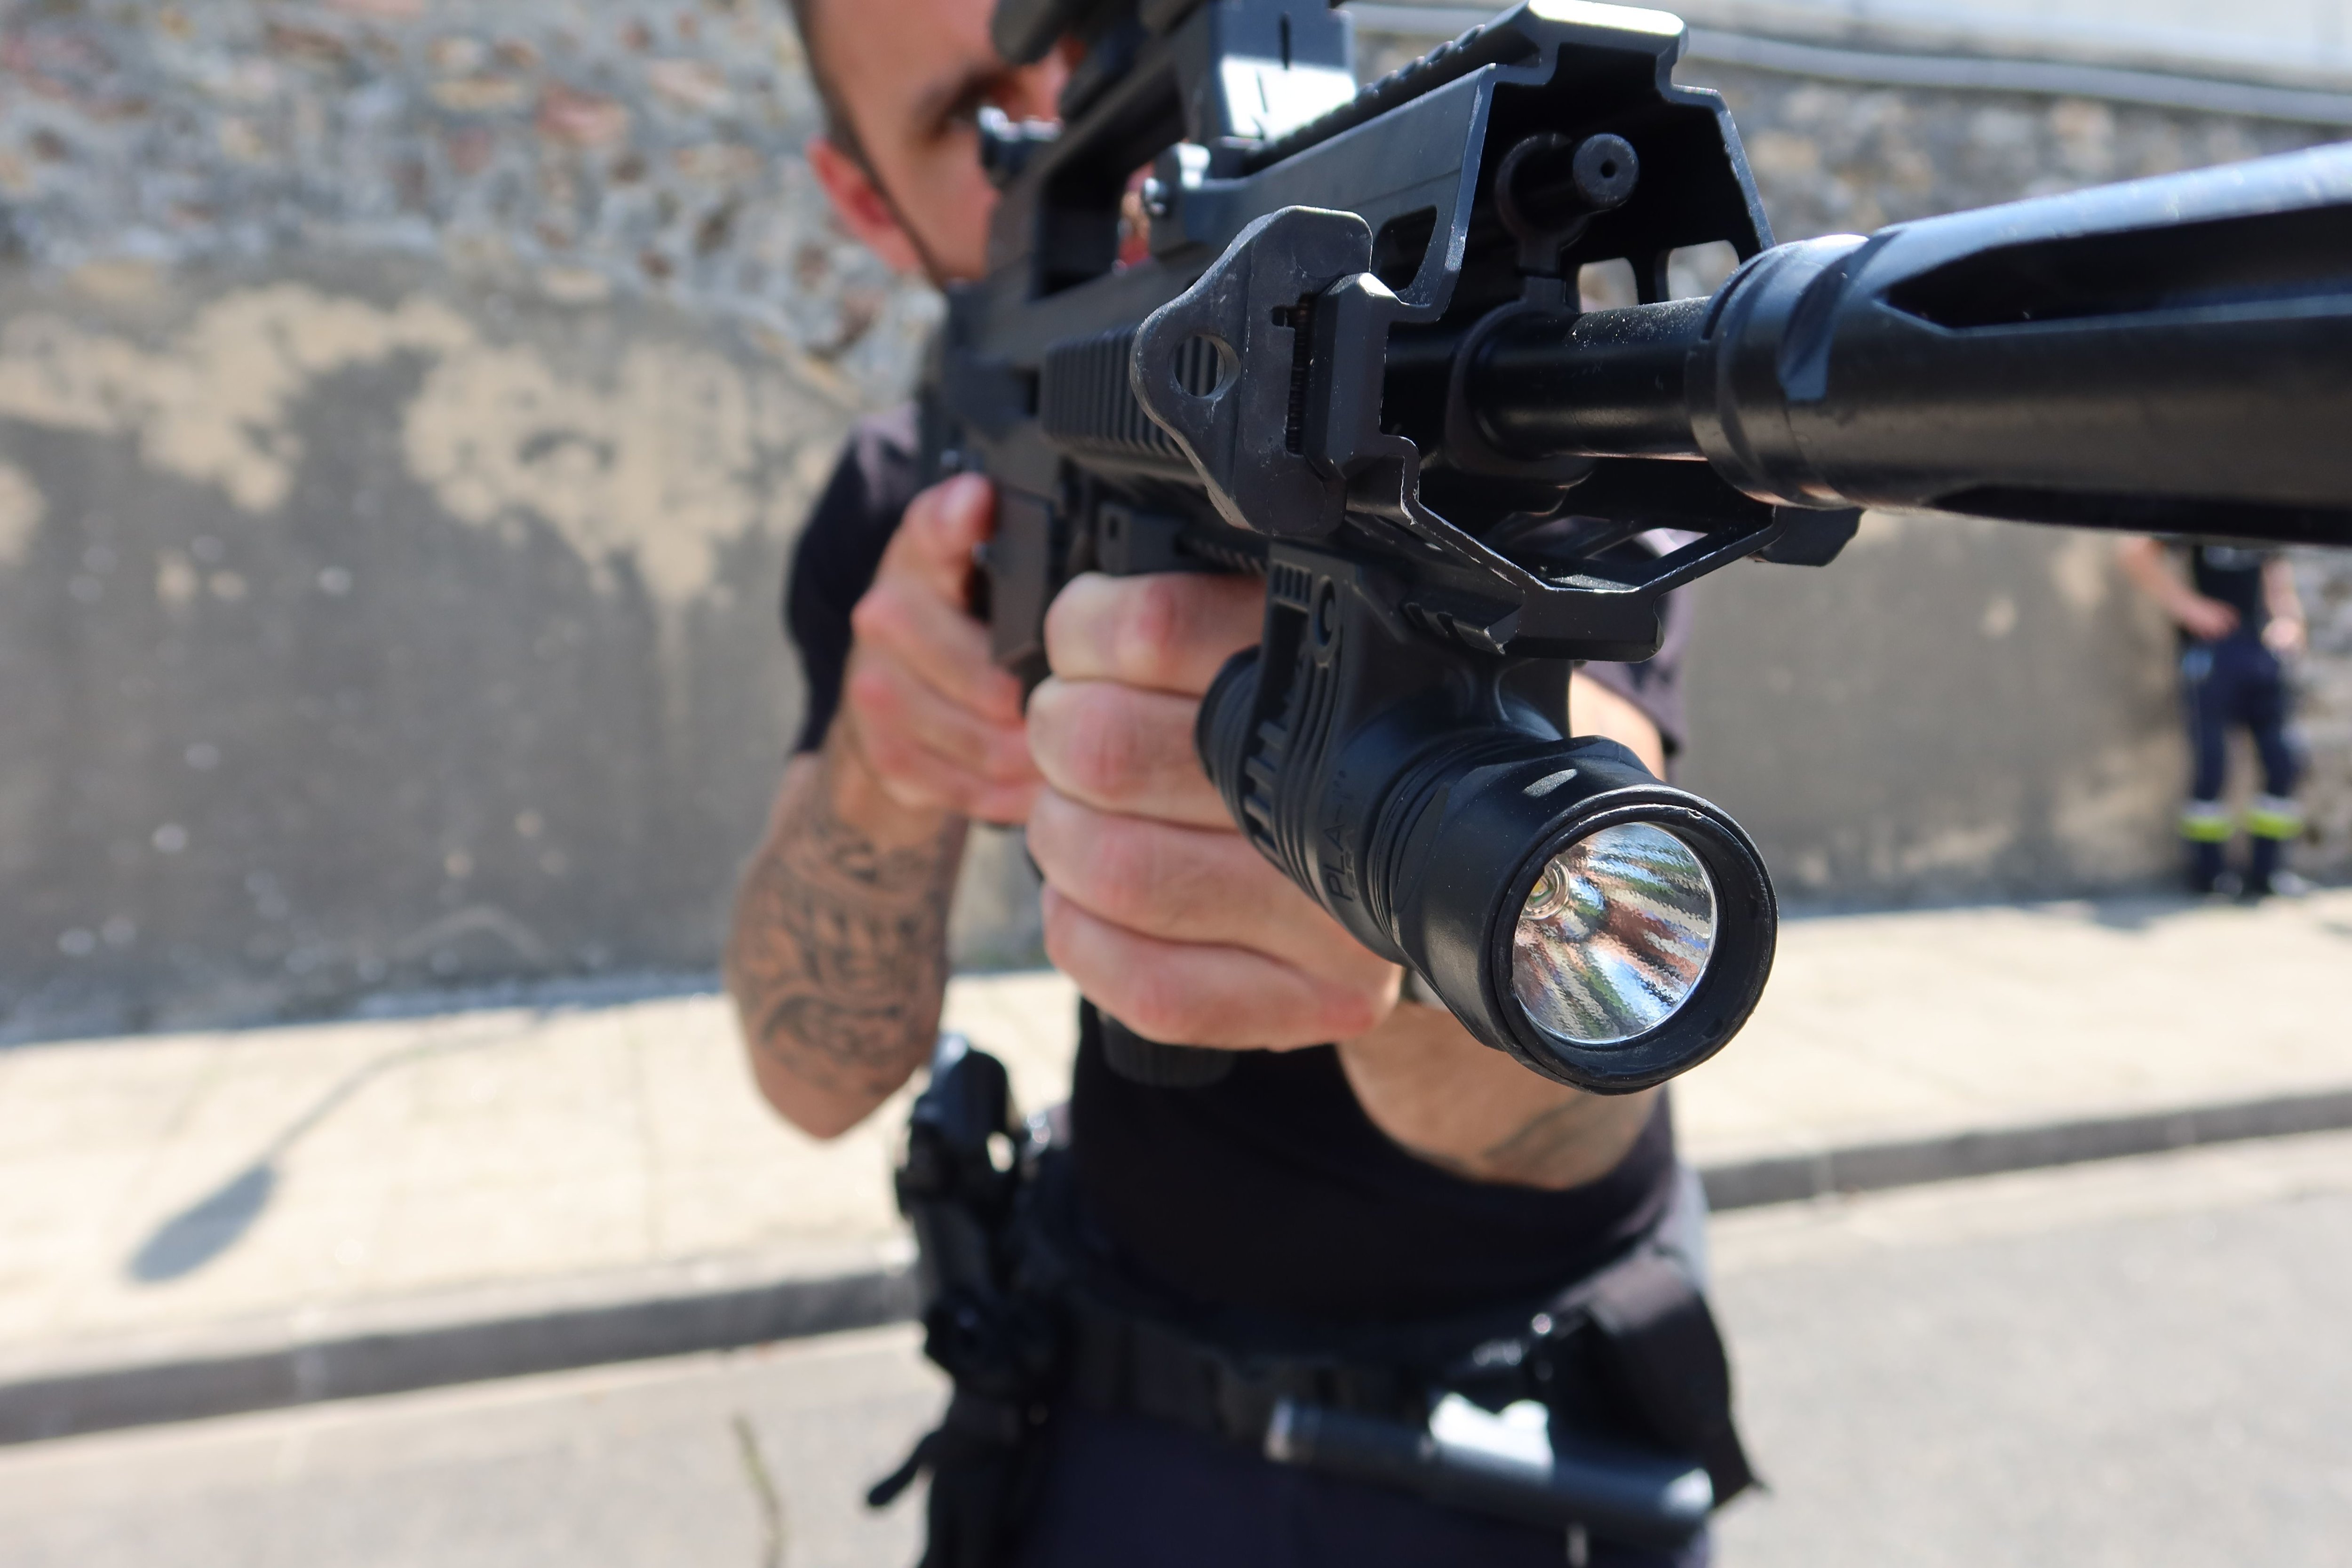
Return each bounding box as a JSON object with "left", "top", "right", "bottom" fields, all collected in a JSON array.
[{"left": 124, "top": 1026, "right": 521, "bottom": 1283}]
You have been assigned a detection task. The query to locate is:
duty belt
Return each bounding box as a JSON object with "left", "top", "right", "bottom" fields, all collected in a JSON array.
[
  {"left": 872, "top": 1037, "right": 1755, "bottom": 1566},
  {"left": 1046, "top": 1173, "right": 1755, "bottom": 1544}
]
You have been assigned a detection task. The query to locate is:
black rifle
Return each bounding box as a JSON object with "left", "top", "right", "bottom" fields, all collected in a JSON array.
[{"left": 928, "top": 0, "right": 2352, "bottom": 1090}]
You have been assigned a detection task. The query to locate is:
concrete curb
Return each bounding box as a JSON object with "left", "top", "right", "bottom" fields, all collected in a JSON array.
[
  {"left": 8, "top": 1085, "right": 2352, "bottom": 1448},
  {"left": 0, "top": 1250, "right": 916, "bottom": 1448},
  {"left": 1696, "top": 1086, "right": 2352, "bottom": 1210}
]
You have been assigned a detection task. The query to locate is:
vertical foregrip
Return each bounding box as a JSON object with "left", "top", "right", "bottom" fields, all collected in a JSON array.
[{"left": 1195, "top": 646, "right": 1265, "bottom": 844}]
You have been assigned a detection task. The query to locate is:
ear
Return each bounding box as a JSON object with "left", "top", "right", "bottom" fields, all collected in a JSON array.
[{"left": 808, "top": 135, "right": 927, "bottom": 277}]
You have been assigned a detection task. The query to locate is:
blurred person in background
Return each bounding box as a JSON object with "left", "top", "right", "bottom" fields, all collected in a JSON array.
[
  {"left": 723, "top": 0, "right": 1739, "bottom": 1562},
  {"left": 2120, "top": 537, "right": 2308, "bottom": 897}
]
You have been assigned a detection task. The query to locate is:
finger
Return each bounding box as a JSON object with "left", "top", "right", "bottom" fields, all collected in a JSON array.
[
  {"left": 1041, "top": 889, "right": 1394, "bottom": 1051},
  {"left": 847, "top": 711, "right": 1040, "bottom": 822},
  {"left": 1027, "top": 791, "right": 1375, "bottom": 976},
  {"left": 1043, "top": 571, "right": 1263, "bottom": 693},
  {"left": 885, "top": 473, "right": 994, "bottom": 605},
  {"left": 845, "top": 652, "right": 1040, "bottom": 787},
  {"left": 1025, "top": 678, "right": 1228, "bottom": 826},
  {"left": 850, "top": 572, "right": 1026, "bottom": 727}
]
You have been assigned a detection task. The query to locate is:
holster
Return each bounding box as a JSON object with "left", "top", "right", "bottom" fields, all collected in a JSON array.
[
  {"left": 1577, "top": 1246, "right": 1758, "bottom": 1502},
  {"left": 864, "top": 1037, "right": 1058, "bottom": 1568}
]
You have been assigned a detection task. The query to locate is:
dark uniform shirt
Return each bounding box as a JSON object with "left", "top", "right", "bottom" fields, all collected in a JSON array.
[
  {"left": 784, "top": 410, "right": 1686, "bottom": 1327},
  {"left": 2182, "top": 541, "right": 2273, "bottom": 645}
]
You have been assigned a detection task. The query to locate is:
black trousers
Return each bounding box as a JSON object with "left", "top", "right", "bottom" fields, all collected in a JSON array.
[
  {"left": 1012, "top": 1405, "right": 1711, "bottom": 1568},
  {"left": 2180, "top": 634, "right": 2299, "bottom": 889},
  {"left": 2184, "top": 634, "right": 2296, "bottom": 803}
]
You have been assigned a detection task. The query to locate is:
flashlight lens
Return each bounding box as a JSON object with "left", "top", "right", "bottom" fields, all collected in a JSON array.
[{"left": 1511, "top": 822, "right": 1717, "bottom": 1045}]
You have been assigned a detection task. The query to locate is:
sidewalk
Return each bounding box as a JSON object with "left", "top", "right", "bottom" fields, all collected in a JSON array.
[{"left": 4, "top": 889, "right": 2347, "bottom": 1441}]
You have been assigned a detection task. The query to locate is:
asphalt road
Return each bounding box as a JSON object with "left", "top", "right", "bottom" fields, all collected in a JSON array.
[{"left": 5, "top": 1131, "right": 2351, "bottom": 1568}]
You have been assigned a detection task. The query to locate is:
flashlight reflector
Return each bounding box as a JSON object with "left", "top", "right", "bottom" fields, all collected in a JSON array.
[{"left": 1511, "top": 822, "right": 1717, "bottom": 1045}]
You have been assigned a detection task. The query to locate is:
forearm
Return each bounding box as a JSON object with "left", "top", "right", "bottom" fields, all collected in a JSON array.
[
  {"left": 1335, "top": 1002, "right": 1659, "bottom": 1190},
  {"left": 2265, "top": 557, "right": 2305, "bottom": 625},
  {"left": 726, "top": 733, "right": 968, "bottom": 1138}
]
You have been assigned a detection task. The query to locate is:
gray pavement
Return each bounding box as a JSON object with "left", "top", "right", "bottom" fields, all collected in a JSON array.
[
  {"left": 4, "top": 888, "right": 2349, "bottom": 1441},
  {"left": 4, "top": 1130, "right": 2350, "bottom": 1567},
  {"left": 0, "top": 1327, "right": 940, "bottom": 1568},
  {"left": 1710, "top": 1128, "right": 2352, "bottom": 1566}
]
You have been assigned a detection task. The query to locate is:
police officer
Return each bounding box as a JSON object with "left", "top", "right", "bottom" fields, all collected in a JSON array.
[
  {"left": 2119, "top": 537, "right": 2309, "bottom": 897},
  {"left": 724, "top": 0, "right": 1735, "bottom": 1560}
]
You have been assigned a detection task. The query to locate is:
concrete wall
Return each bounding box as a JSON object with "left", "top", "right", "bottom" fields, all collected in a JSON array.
[
  {"left": 0, "top": 255, "right": 832, "bottom": 1038},
  {"left": 1677, "top": 515, "right": 2188, "bottom": 903},
  {"left": 0, "top": 1, "right": 2345, "bottom": 1039}
]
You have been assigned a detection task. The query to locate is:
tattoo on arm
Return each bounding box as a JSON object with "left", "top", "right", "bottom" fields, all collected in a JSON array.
[
  {"left": 728, "top": 755, "right": 965, "bottom": 1106},
  {"left": 1383, "top": 1069, "right": 1648, "bottom": 1189},
  {"left": 1470, "top": 1097, "right": 1617, "bottom": 1186}
]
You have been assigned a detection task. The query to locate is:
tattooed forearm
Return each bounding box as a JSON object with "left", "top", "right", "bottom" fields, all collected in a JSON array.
[{"left": 727, "top": 745, "right": 967, "bottom": 1117}]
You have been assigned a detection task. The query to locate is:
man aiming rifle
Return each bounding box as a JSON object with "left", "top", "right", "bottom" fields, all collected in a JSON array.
[
  {"left": 728, "top": 0, "right": 2352, "bottom": 1561},
  {"left": 729, "top": 0, "right": 1726, "bottom": 1562}
]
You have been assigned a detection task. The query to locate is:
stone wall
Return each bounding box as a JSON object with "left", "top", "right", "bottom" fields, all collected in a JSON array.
[
  {"left": 0, "top": 0, "right": 925, "bottom": 399},
  {"left": 0, "top": 3, "right": 2344, "bottom": 1038}
]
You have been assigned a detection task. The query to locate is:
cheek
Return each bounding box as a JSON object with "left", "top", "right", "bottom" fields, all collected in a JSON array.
[{"left": 909, "top": 139, "right": 1000, "bottom": 276}]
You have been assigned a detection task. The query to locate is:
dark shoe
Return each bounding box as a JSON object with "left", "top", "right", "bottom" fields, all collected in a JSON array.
[{"left": 2248, "top": 835, "right": 2285, "bottom": 896}]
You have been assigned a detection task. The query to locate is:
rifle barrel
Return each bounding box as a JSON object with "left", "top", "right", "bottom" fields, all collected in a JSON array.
[
  {"left": 1468, "top": 298, "right": 1707, "bottom": 461},
  {"left": 1457, "top": 144, "right": 2352, "bottom": 542}
]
